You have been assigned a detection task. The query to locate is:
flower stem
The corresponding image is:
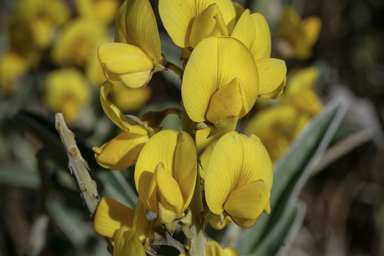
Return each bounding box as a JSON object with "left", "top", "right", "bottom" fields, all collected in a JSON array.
[
  {"left": 165, "top": 60, "right": 183, "bottom": 79},
  {"left": 180, "top": 106, "right": 207, "bottom": 256}
]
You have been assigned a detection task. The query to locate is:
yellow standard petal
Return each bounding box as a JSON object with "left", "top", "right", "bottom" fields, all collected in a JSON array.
[
  {"left": 159, "top": 0, "right": 236, "bottom": 48},
  {"left": 114, "top": 226, "right": 146, "bottom": 256},
  {"left": 114, "top": 0, "right": 161, "bottom": 64},
  {"left": 93, "top": 131, "right": 149, "bottom": 170},
  {"left": 205, "top": 132, "right": 273, "bottom": 226},
  {"left": 182, "top": 37, "right": 258, "bottom": 129},
  {"left": 94, "top": 197, "right": 135, "bottom": 238}
]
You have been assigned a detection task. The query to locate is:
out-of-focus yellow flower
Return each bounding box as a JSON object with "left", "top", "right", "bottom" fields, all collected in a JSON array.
[
  {"left": 0, "top": 52, "right": 29, "bottom": 95},
  {"left": 205, "top": 131, "right": 273, "bottom": 229},
  {"left": 182, "top": 37, "right": 259, "bottom": 133},
  {"left": 159, "top": 0, "right": 236, "bottom": 49},
  {"left": 283, "top": 67, "right": 322, "bottom": 115},
  {"left": 94, "top": 197, "right": 149, "bottom": 255},
  {"left": 11, "top": 0, "right": 69, "bottom": 50},
  {"left": 231, "top": 9, "right": 287, "bottom": 99},
  {"left": 93, "top": 81, "right": 152, "bottom": 170},
  {"left": 245, "top": 105, "right": 301, "bottom": 162},
  {"left": 52, "top": 18, "right": 109, "bottom": 68},
  {"left": 98, "top": 0, "right": 165, "bottom": 88},
  {"left": 135, "top": 130, "right": 197, "bottom": 224},
  {"left": 278, "top": 7, "right": 321, "bottom": 60},
  {"left": 44, "top": 69, "right": 90, "bottom": 123},
  {"left": 109, "top": 82, "right": 152, "bottom": 113},
  {"left": 76, "top": 0, "right": 119, "bottom": 25},
  {"left": 179, "top": 240, "right": 240, "bottom": 256},
  {"left": 245, "top": 67, "right": 323, "bottom": 162}
]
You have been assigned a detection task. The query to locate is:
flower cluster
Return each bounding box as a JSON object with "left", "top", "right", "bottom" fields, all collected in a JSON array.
[{"left": 92, "top": 0, "right": 287, "bottom": 255}]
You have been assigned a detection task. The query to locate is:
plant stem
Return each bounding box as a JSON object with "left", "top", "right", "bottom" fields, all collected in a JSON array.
[
  {"left": 165, "top": 60, "right": 183, "bottom": 79},
  {"left": 55, "top": 113, "right": 100, "bottom": 215},
  {"left": 180, "top": 106, "right": 207, "bottom": 256},
  {"left": 55, "top": 113, "right": 114, "bottom": 254}
]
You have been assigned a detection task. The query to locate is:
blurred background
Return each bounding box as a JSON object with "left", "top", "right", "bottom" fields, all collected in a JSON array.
[{"left": 0, "top": 0, "right": 384, "bottom": 255}]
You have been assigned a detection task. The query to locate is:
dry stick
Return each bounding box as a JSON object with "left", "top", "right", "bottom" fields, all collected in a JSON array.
[{"left": 55, "top": 113, "right": 113, "bottom": 254}]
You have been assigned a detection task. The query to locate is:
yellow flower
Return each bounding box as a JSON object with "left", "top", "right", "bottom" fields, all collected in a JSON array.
[
  {"left": 159, "top": 0, "right": 236, "bottom": 49},
  {"left": 52, "top": 18, "right": 109, "bottom": 68},
  {"left": 179, "top": 240, "right": 240, "bottom": 256},
  {"left": 135, "top": 130, "right": 197, "bottom": 224},
  {"left": 0, "top": 52, "right": 29, "bottom": 95},
  {"left": 98, "top": 0, "right": 165, "bottom": 88},
  {"left": 205, "top": 131, "right": 273, "bottom": 229},
  {"left": 231, "top": 9, "right": 287, "bottom": 99},
  {"left": 182, "top": 37, "right": 258, "bottom": 133},
  {"left": 93, "top": 81, "right": 151, "bottom": 170},
  {"left": 109, "top": 82, "right": 152, "bottom": 113},
  {"left": 283, "top": 67, "right": 323, "bottom": 115},
  {"left": 76, "top": 0, "right": 120, "bottom": 25},
  {"left": 44, "top": 69, "right": 90, "bottom": 123},
  {"left": 278, "top": 7, "right": 321, "bottom": 60},
  {"left": 244, "top": 105, "right": 301, "bottom": 162},
  {"left": 11, "top": 0, "right": 69, "bottom": 50},
  {"left": 94, "top": 197, "right": 149, "bottom": 256}
]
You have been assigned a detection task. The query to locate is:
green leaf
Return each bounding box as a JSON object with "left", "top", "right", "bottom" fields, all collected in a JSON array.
[
  {"left": 0, "top": 165, "right": 39, "bottom": 189},
  {"left": 236, "top": 98, "right": 348, "bottom": 254},
  {"left": 254, "top": 200, "right": 306, "bottom": 256}
]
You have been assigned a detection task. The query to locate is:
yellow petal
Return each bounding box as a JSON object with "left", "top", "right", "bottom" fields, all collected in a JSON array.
[
  {"left": 302, "top": 16, "right": 322, "bottom": 47},
  {"left": 284, "top": 67, "right": 319, "bottom": 100},
  {"left": 100, "top": 81, "right": 148, "bottom": 135},
  {"left": 182, "top": 37, "right": 258, "bottom": 123},
  {"left": 94, "top": 131, "right": 149, "bottom": 170},
  {"left": 156, "top": 162, "right": 184, "bottom": 224},
  {"left": 205, "top": 132, "right": 273, "bottom": 215},
  {"left": 206, "top": 240, "right": 241, "bottom": 256},
  {"left": 293, "top": 88, "right": 323, "bottom": 115},
  {"left": 224, "top": 179, "right": 270, "bottom": 220},
  {"left": 115, "top": 0, "right": 161, "bottom": 63},
  {"left": 135, "top": 130, "right": 179, "bottom": 212},
  {"left": 114, "top": 226, "right": 146, "bottom": 256},
  {"left": 199, "top": 139, "right": 218, "bottom": 180},
  {"left": 189, "top": 4, "right": 228, "bottom": 48},
  {"left": 118, "top": 70, "right": 153, "bottom": 89},
  {"left": 209, "top": 215, "right": 232, "bottom": 230},
  {"left": 94, "top": 197, "right": 135, "bottom": 238},
  {"left": 256, "top": 58, "right": 287, "bottom": 99},
  {"left": 159, "top": 0, "right": 236, "bottom": 48},
  {"left": 206, "top": 78, "right": 246, "bottom": 133},
  {"left": 231, "top": 216, "right": 258, "bottom": 229},
  {"left": 102, "top": 46, "right": 152, "bottom": 74},
  {"left": 110, "top": 83, "right": 152, "bottom": 112},
  {"left": 173, "top": 132, "right": 197, "bottom": 212},
  {"left": 231, "top": 10, "right": 271, "bottom": 60},
  {"left": 133, "top": 198, "right": 150, "bottom": 243}
]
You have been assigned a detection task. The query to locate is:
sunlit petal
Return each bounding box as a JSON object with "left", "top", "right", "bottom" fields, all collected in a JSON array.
[
  {"left": 256, "top": 58, "right": 286, "bottom": 99},
  {"left": 93, "top": 131, "right": 149, "bottom": 170},
  {"left": 114, "top": 226, "right": 146, "bottom": 256},
  {"left": 94, "top": 197, "right": 135, "bottom": 238}
]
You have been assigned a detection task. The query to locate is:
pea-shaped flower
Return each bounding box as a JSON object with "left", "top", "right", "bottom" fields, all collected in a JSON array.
[
  {"left": 98, "top": 0, "right": 165, "bottom": 88},
  {"left": 94, "top": 197, "right": 149, "bottom": 256},
  {"left": 182, "top": 36, "right": 259, "bottom": 133},
  {"left": 205, "top": 131, "right": 273, "bottom": 228},
  {"left": 135, "top": 130, "right": 197, "bottom": 224}
]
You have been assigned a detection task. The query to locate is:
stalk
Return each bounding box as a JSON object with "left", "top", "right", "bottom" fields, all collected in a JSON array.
[{"left": 180, "top": 106, "right": 207, "bottom": 256}]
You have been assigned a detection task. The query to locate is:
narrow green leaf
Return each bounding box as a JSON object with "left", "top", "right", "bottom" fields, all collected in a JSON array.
[
  {"left": 0, "top": 166, "right": 39, "bottom": 189},
  {"left": 237, "top": 98, "right": 348, "bottom": 254}
]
